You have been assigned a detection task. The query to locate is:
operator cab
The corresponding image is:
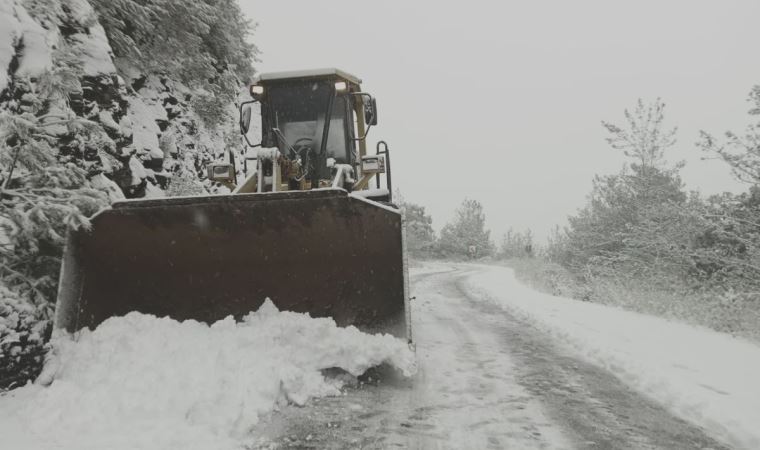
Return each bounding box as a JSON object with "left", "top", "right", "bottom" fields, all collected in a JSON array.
[
  {"left": 210, "top": 68, "right": 388, "bottom": 199},
  {"left": 258, "top": 69, "right": 361, "bottom": 164},
  {"left": 238, "top": 68, "right": 378, "bottom": 189}
]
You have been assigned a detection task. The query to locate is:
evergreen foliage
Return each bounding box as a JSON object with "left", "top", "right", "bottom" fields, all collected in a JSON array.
[
  {"left": 90, "top": 0, "right": 257, "bottom": 126},
  {"left": 438, "top": 199, "right": 494, "bottom": 258},
  {"left": 699, "top": 86, "right": 760, "bottom": 184},
  {"left": 0, "top": 0, "right": 258, "bottom": 388},
  {"left": 1, "top": 69, "right": 109, "bottom": 388},
  {"left": 602, "top": 98, "right": 677, "bottom": 169},
  {"left": 557, "top": 100, "right": 685, "bottom": 274},
  {"left": 400, "top": 200, "right": 436, "bottom": 257},
  {"left": 537, "top": 97, "right": 760, "bottom": 340},
  {"left": 498, "top": 229, "right": 533, "bottom": 259}
]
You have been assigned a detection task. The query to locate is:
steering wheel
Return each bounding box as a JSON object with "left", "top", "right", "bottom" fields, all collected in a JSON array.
[
  {"left": 286, "top": 137, "right": 315, "bottom": 179},
  {"left": 290, "top": 137, "right": 314, "bottom": 159}
]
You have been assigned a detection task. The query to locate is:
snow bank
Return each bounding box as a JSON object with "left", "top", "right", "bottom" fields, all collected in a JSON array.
[
  {"left": 0, "top": 300, "right": 415, "bottom": 450},
  {"left": 464, "top": 265, "right": 760, "bottom": 450}
]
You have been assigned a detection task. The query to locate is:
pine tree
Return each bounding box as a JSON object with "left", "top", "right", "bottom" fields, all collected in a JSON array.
[
  {"left": 400, "top": 201, "right": 435, "bottom": 257},
  {"left": 602, "top": 98, "right": 677, "bottom": 170},
  {"left": 696, "top": 86, "right": 760, "bottom": 291},
  {"left": 438, "top": 199, "right": 494, "bottom": 258},
  {"left": 699, "top": 85, "right": 760, "bottom": 184},
  {"left": 0, "top": 0, "right": 260, "bottom": 388},
  {"left": 0, "top": 59, "right": 109, "bottom": 388},
  {"left": 499, "top": 228, "right": 534, "bottom": 259},
  {"left": 90, "top": 0, "right": 258, "bottom": 126},
  {"left": 562, "top": 99, "right": 686, "bottom": 272}
]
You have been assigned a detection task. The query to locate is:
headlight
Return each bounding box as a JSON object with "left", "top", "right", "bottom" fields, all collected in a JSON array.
[
  {"left": 334, "top": 81, "right": 347, "bottom": 92},
  {"left": 207, "top": 163, "right": 234, "bottom": 181},
  {"left": 250, "top": 85, "right": 264, "bottom": 96}
]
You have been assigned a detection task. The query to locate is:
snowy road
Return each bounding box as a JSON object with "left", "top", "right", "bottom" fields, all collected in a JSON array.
[{"left": 251, "top": 263, "right": 730, "bottom": 449}]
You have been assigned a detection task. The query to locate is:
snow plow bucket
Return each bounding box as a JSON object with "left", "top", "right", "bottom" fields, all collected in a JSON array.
[{"left": 54, "top": 189, "right": 410, "bottom": 340}]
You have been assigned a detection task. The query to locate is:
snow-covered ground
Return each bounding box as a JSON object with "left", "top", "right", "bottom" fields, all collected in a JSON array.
[
  {"left": 250, "top": 262, "right": 730, "bottom": 449},
  {"left": 2, "top": 262, "right": 756, "bottom": 449},
  {"left": 464, "top": 264, "right": 760, "bottom": 449},
  {"left": 250, "top": 263, "right": 575, "bottom": 449},
  {"left": 0, "top": 300, "right": 415, "bottom": 450}
]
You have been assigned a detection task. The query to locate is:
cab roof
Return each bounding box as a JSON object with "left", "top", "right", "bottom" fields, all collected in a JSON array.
[{"left": 254, "top": 68, "right": 362, "bottom": 86}]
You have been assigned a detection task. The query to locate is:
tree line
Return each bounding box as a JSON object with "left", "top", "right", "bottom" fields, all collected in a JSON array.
[{"left": 401, "top": 197, "right": 532, "bottom": 260}]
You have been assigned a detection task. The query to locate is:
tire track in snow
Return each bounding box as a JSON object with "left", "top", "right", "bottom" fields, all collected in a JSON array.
[
  {"left": 249, "top": 264, "right": 569, "bottom": 449},
  {"left": 453, "top": 267, "right": 730, "bottom": 450}
]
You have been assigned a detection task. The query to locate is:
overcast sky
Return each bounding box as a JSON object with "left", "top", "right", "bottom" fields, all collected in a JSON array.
[{"left": 241, "top": 0, "right": 760, "bottom": 241}]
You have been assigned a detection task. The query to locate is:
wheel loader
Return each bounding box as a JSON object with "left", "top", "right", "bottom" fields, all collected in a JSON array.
[{"left": 54, "top": 68, "right": 411, "bottom": 341}]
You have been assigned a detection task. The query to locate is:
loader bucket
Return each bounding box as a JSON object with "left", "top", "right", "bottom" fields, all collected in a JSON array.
[{"left": 54, "top": 189, "right": 410, "bottom": 340}]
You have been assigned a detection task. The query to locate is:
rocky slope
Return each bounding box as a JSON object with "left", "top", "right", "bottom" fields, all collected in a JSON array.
[
  {"left": 1, "top": 0, "right": 238, "bottom": 200},
  {"left": 0, "top": 0, "right": 253, "bottom": 388}
]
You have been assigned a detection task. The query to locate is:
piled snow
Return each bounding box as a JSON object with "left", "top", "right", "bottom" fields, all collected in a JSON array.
[
  {"left": 0, "top": 300, "right": 415, "bottom": 450},
  {"left": 464, "top": 265, "right": 760, "bottom": 450},
  {"left": 349, "top": 191, "right": 401, "bottom": 214},
  {"left": 351, "top": 188, "right": 389, "bottom": 199},
  {"left": 90, "top": 173, "right": 125, "bottom": 202}
]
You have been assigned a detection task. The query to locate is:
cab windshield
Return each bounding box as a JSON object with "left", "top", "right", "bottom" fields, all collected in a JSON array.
[{"left": 267, "top": 81, "right": 349, "bottom": 163}]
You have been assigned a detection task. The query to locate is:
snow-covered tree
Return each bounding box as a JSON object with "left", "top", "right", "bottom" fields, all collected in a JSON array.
[
  {"left": 602, "top": 98, "right": 678, "bottom": 170},
  {"left": 0, "top": 0, "right": 259, "bottom": 388},
  {"left": 560, "top": 99, "right": 686, "bottom": 271},
  {"left": 695, "top": 87, "right": 760, "bottom": 291},
  {"left": 498, "top": 228, "right": 534, "bottom": 259},
  {"left": 90, "top": 0, "right": 258, "bottom": 126},
  {"left": 699, "top": 85, "right": 760, "bottom": 184},
  {"left": 0, "top": 71, "right": 109, "bottom": 388},
  {"left": 438, "top": 199, "right": 494, "bottom": 258},
  {"left": 400, "top": 200, "right": 435, "bottom": 257}
]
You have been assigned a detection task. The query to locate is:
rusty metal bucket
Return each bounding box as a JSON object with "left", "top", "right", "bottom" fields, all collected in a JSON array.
[{"left": 54, "top": 189, "right": 410, "bottom": 340}]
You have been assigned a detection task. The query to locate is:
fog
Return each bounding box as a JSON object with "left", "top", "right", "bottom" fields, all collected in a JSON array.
[{"left": 242, "top": 0, "right": 760, "bottom": 240}]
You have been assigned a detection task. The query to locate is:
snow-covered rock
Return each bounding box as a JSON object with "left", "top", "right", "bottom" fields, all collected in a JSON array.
[
  {"left": 0, "top": 0, "right": 243, "bottom": 389},
  {"left": 0, "top": 2, "right": 22, "bottom": 93},
  {"left": 13, "top": 5, "right": 54, "bottom": 79},
  {"left": 0, "top": 0, "right": 224, "bottom": 201}
]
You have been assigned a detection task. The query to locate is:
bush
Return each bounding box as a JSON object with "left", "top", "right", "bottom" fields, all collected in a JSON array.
[
  {"left": 400, "top": 200, "right": 436, "bottom": 259},
  {"left": 0, "top": 286, "right": 50, "bottom": 390},
  {"left": 504, "top": 258, "right": 587, "bottom": 300},
  {"left": 508, "top": 257, "right": 760, "bottom": 343}
]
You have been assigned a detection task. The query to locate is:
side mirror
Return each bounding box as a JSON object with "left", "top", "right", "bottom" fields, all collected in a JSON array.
[
  {"left": 364, "top": 98, "right": 378, "bottom": 126},
  {"left": 240, "top": 103, "right": 253, "bottom": 135}
]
